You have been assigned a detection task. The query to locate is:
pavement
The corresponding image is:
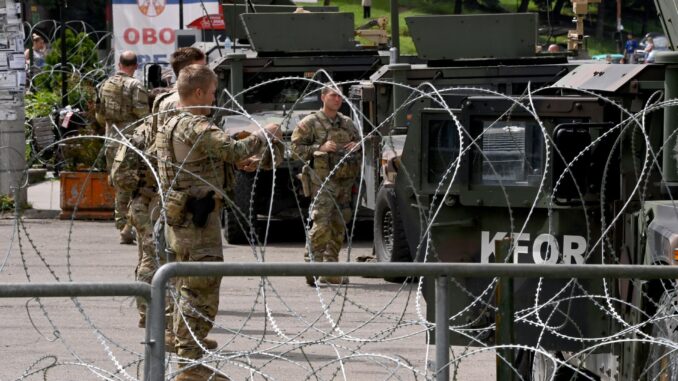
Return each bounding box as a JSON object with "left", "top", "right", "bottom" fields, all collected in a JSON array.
[
  {"left": 0, "top": 180, "right": 496, "bottom": 380},
  {"left": 26, "top": 178, "right": 61, "bottom": 214}
]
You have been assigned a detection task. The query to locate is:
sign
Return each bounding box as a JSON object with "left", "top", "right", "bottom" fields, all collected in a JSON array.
[
  {"left": 480, "top": 231, "right": 587, "bottom": 265},
  {"left": 112, "top": 0, "right": 220, "bottom": 67}
]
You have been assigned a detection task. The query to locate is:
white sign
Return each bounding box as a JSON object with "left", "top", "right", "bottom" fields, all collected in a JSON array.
[
  {"left": 112, "top": 0, "right": 219, "bottom": 67},
  {"left": 480, "top": 231, "right": 587, "bottom": 265}
]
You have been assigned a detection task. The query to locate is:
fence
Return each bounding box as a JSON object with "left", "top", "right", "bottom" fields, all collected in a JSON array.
[{"left": 3, "top": 263, "right": 678, "bottom": 380}]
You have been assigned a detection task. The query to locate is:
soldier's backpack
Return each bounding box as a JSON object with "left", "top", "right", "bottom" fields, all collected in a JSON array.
[
  {"left": 97, "top": 76, "right": 131, "bottom": 123},
  {"left": 110, "top": 132, "right": 146, "bottom": 193}
]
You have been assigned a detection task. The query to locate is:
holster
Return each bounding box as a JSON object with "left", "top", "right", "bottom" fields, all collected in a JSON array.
[{"left": 186, "top": 190, "right": 216, "bottom": 228}]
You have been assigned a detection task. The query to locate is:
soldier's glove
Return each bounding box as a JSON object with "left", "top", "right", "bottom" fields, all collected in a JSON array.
[{"left": 186, "top": 190, "right": 216, "bottom": 228}]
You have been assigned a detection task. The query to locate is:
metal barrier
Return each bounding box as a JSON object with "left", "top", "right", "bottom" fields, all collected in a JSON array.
[
  {"left": 3, "top": 265, "right": 678, "bottom": 380},
  {"left": 0, "top": 282, "right": 152, "bottom": 377},
  {"left": 147, "top": 262, "right": 678, "bottom": 381}
]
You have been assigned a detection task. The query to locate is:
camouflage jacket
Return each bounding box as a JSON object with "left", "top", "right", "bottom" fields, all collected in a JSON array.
[
  {"left": 291, "top": 110, "right": 361, "bottom": 180},
  {"left": 291, "top": 110, "right": 358, "bottom": 162},
  {"left": 95, "top": 72, "right": 149, "bottom": 138},
  {"left": 156, "top": 111, "right": 267, "bottom": 197}
]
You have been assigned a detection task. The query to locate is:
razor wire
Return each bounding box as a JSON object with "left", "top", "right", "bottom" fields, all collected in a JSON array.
[{"left": 4, "top": 24, "right": 678, "bottom": 381}]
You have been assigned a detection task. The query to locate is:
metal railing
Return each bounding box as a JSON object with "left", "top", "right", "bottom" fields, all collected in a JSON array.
[
  {"left": 0, "top": 282, "right": 152, "bottom": 376},
  {"left": 4, "top": 264, "right": 678, "bottom": 380},
  {"left": 146, "top": 262, "right": 678, "bottom": 381}
]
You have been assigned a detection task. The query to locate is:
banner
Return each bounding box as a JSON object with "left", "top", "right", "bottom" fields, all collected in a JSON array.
[{"left": 112, "top": 0, "right": 219, "bottom": 67}]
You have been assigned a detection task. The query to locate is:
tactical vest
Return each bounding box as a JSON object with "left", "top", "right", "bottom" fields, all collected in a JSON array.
[
  {"left": 156, "top": 112, "right": 225, "bottom": 197},
  {"left": 151, "top": 90, "right": 177, "bottom": 135},
  {"left": 309, "top": 112, "right": 360, "bottom": 180},
  {"left": 98, "top": 74, "right": 136, "bottom": 124}
]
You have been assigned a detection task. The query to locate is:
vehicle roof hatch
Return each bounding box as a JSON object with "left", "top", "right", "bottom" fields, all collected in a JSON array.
[
  {"left": 406, "top": 13, "right": 538, "bottom": 61},
  {"left": 241, "top": 12, "right": 360, "bottom": 54},
  {"left": 653, "top": 0, "right": 678, "bottom": 50},
  {"left": 553, "top": 63, "right": 647, "bottom": 92}
]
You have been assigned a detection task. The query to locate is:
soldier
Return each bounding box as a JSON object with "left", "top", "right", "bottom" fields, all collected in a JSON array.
[
  {"left": 291, "top": 85, "right": 362, "bottom": 286},
  {"left": 154, "top": 47, "right": 207, "bottom": 130},
  {"left": 156, "top": 64, "right": 281, "bottom": 381},
  {"left": 120, "top": 47, "right": 207, "bottom": 344},
  {"left": 96, "top": 51, "right": 149, "bottom": 244}
]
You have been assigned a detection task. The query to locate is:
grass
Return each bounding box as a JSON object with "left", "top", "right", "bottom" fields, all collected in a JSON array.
[
  {"left": 310, "top": 0, "right": 424, "bottom": 54},
  {"left": 310, "top": 0, "right": 665, "bottom": 57}
]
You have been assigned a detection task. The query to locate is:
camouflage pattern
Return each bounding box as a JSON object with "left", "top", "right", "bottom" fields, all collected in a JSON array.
[
  {"left": 291, "top": 110, "right": 360, "bottom": 262},
  {"left": 157, "top": 111, "right": 268, "bottom": 361},
  {"left": 121, "top": 117, "right": 174, "bottom": 326},
  {"left": 156, "top": 90, "right": 179, "bottom": 130},
  {"left": 96, "top": 72, "right": 150, "bottom": 138},
  {"left": 96, "top": 71, "right": 149, "bottom": 229},
  {"left": 128, "top": 193, "right": 167, "bottom": 322}
]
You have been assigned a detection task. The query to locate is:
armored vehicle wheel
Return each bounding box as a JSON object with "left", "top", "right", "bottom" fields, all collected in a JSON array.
[
  {"left": 225, "top": 172, "right": 259, "bottom": 245},
  {"left": 646, "top": 290, "right": 678, "bottom": 380},
  {"left": 520, "top": 350, "right": 601, "bottom": 380},
  {"left": 374, "top": 185, "right": 412, "bottom": 282}
]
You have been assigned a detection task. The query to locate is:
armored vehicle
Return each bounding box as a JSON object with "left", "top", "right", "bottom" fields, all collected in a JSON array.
[
  {"left": 211, "top": 9, "right": 391, "bottom": 244},
  {"left": 351, "top": 13, "right": 574, "bottom": 264},
  {"left": 353, "top": 11, "right": 678, "bottom": 379}
]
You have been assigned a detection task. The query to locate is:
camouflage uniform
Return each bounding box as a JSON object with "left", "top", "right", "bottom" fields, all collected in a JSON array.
[
  {"left": 156, "top": 110, "right": 270, "bottom": 362},
  {"left": 96, "top": 72, "right": 149, "bottom": 229},
  {"left": 291, "top": 110, "right": 361, "bottom": 264},
  {"left": 113, "top": 90, "right": 177, "bottom": 326}
]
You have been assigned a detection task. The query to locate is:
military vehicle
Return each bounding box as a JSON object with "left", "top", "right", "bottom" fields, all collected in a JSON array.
[
  {"left": 351, "top": 9, "right": 678, "bottom": 379},
  {"left": 210, "top": 8, "right": 393, "bottom": 244}
]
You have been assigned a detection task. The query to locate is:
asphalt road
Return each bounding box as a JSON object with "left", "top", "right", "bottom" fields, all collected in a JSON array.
[{"left": 0, "top": 218, "right": 495, "bottom": 380}]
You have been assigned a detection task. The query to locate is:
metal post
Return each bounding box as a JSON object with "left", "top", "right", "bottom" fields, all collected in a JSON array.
[
  {"left": 390, "top": 0, "right": 399, "bottom": 57},
  {"left": 179, "top": 0, "right": 184, "bottom": 29},
  {"left": 656, "top": 51, "right": 678, "bottom": 189},
  {"left": 495, "top": 238, "right": 515, "bottom": 381},
  {"left": 435, "top": 276, "right": 449, "bottom": 380},
  {"left": 147, "top": 265, "right": 173, "bottom": 381},
  {"left": 59, "top": 0, "right": 67, "bottom": 107},
  {"left": 228, "top": 53, "right": 246, "bottom": 106},
  {"left": 389, "top": 63, "right": 411, "bottom": 131}
]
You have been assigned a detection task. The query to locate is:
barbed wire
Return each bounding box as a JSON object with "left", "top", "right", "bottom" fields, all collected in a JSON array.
[{"left": 5, "top": 23, "right": 678, "bottom": 380}]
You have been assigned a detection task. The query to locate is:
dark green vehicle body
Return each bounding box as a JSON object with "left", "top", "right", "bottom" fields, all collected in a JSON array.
[
  {"left": 354, "top": 11, "right": 678, "bottom": 378},
  {"left": 210, "top": 9, "right": 391, "bottom": 243}
]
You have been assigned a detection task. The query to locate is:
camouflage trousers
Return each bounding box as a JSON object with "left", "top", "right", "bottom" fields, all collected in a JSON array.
[
  {"left": 168, "top": 208, "right": 223, "bottom": 361},
  {"left": 306, "top": 178, "right": 354, "bottom": 263},
  {"left": 106, "top": 144, "right": 131, "bottom": 229},
  {"left": 128, "top": 192, "right": 173, "bottom": 328}
]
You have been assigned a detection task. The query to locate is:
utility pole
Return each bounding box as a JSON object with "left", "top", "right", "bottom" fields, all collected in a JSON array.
[
  {"left": 60, "top": 0, "right": 68, "bottom": 107},
  {"left": 0, "top": 0, "right": 27, "bottom": 205}
]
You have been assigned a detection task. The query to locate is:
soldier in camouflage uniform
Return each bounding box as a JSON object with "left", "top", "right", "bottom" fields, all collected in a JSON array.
[
  {"left": 122, "top": 47, "right": 207, "bottom": 345},
  {"left": 96, "top": 51, "right": 149, "bottom": 244},
  {"left": 154, "top": 47, "right": 207, "bottom": 129},
  {"left": 291, "top": 85, "right": 362, "bottom": 286},
  {"left": 156, "top": 65, "right": 281, "bottom": 381}
]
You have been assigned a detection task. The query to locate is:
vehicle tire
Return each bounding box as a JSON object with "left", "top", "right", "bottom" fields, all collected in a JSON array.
[
  {"left": 225, "top": 172, "right": 258, "bottom": 245},
  {"left": 373, "top": 185, "right": 412, "bottom": 282},
  {"left": 646, "top": 290, "right": 678, "bottom": 380},
  {"left": 518, "top": 349, "right": 601, "bottom": 380}
]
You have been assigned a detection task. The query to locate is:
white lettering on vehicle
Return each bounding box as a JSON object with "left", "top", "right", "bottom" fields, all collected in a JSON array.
[{"left": 481, "top": 231, "right": 586, "bottom": 264}]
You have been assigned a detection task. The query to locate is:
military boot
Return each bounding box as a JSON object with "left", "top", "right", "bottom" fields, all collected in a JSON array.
[
  {"left": 202, "top": 337, "right": 218, "bottom": 350},
  {"left": 319, "top": 276, "right": 349, "bottom": 285},
  {"left": 166, "top": 334, "right": 218, "bottom": 353},
  {"left": 175, "top": 365, "right": 230, "bottom": 381},
  {"left": 119, "top": 224, "right": 135, "bottom": 245}
]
